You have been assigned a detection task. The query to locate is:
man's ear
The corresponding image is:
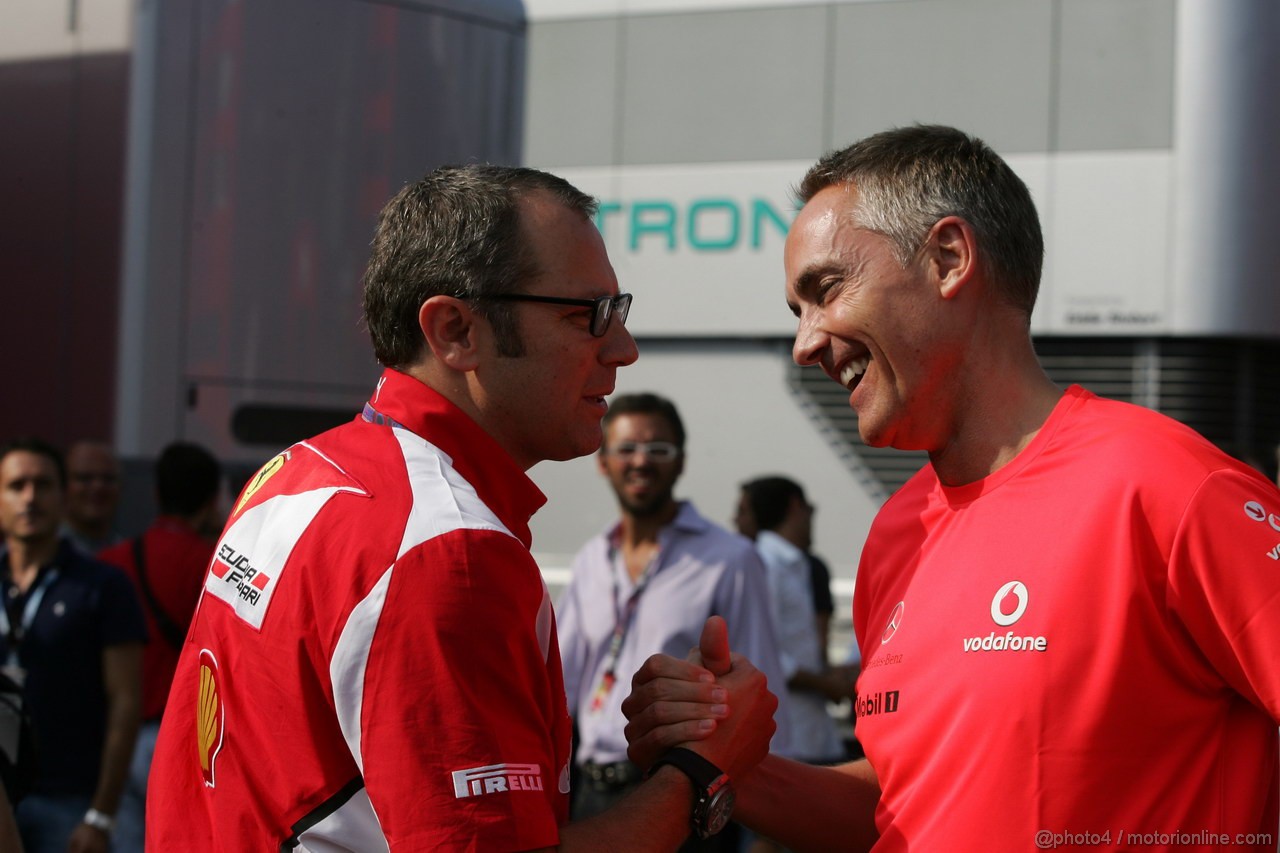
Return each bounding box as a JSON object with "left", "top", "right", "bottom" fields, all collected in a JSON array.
[
  {"left": 418, "top": 296, "right": 483, "bottom": 371},
  {"left": 925, "top": 216, "right": 977, "bottom": 300}
]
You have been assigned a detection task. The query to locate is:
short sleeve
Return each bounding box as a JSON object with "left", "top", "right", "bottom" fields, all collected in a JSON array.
[
  {"left": 1167, "top": 468, "right": 1280, "bottom": 720},
  {"left": 355, "top": 528, "right": 568, "bottom": 850},
  {"left": 98, "top": 562, "right": 149, "bottom": 647}
]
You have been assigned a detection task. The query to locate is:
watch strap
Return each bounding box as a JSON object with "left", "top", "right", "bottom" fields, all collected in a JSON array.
[
  {"left": 649, "top": 746, "right": 725, "bottom": 791},
  {"left": 83, "top": 808, "right": 115, "bottom": 834},
  {"left": 649, "top": 747, "right": 734, "bottom": 839}
]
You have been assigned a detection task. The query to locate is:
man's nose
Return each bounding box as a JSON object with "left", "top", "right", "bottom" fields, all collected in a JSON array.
[
  {"left": 792, "top": 308, "right": 826, "bottom": 366},
  {"left": 602, "top": 319, "right": 640, "bottom": 367}
]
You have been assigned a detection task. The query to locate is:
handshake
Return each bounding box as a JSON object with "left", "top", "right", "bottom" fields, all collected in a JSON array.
[{"left": 621, "top": 615, "right": 779, "bottom": 783}]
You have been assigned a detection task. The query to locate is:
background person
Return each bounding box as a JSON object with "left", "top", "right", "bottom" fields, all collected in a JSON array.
[
  {"left": 0, "top": 438, "right": 145, "bottom": 853},
  {"left": 62, "top": 442, "right": 122, "bottom": 554},
  {"left": 737, "top": 476, "right": 849, "bottom": 759},
  {"left": 556, "top": 393, "right": 791, "bottom": 851},
  {"left": 734, "top": 475, "right": 847, "bottom": 852},
  {"left": 99, "top": 441, "right": 223, "bottom": 852},
  {"left": 0, "top": 785, "right": 23, "bottom": 853},
  {"left": 735, "top": 476, "right": 843, "bottom": 674}
]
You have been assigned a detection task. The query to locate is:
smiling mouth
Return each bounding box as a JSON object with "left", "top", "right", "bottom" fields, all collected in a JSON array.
[{"left": 839, "top": 355, "right": 870, "bottom": 390}]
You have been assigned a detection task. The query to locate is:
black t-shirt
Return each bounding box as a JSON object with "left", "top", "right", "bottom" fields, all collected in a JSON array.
[
  {"left": 806, "top": 552, "right": 834, "bottom": 617},
  {"left": 0, "top": 539, "right": 147, "bottom": 795}
]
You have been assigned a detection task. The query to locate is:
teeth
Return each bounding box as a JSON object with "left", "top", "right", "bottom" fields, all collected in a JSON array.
[{"left": 839, "top": 356, "right": 870, "bottom": 388}]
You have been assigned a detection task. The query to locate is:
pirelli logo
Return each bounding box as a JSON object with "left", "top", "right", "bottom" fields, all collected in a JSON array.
[{"left": 452, "top": 763, "right": 544, "bottom": 799}]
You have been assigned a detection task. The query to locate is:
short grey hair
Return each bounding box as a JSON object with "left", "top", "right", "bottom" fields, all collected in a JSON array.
[{"left": 798, "top": 125, "right": 1044, "bottom": 317}]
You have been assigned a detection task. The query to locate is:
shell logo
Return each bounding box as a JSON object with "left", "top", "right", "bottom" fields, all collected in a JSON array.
[{"left": 197, "top": 649, "right": 225, "bottom": 787}]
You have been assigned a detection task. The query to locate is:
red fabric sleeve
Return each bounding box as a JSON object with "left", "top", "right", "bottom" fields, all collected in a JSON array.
[
  {"left": 1167, "top": 468, "right": 1280, "bottom": 718},
  {"left": 358, "top": 527, "right": 568, "bottom": 851}
]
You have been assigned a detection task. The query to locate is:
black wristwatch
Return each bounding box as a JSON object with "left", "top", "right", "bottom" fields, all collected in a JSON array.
[{"left": 649, "top": 747, "right": 735, "bottom": 839}]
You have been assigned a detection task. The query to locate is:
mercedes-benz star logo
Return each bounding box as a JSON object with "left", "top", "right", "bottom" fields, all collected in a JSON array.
[{"left": 881, "top": 601, "right": 905, "bottom": 644}]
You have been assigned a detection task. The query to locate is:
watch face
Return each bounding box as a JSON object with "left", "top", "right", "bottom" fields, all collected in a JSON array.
[
  {"left": 706, "top": 787, "right": 735, "bottom": 833},
  {"left": 701, "top": 782, "right": 736, "bottom": 836}
]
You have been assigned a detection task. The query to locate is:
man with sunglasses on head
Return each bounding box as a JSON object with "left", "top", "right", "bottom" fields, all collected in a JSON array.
[
  {"left": 147, "top": 166, "right": 779, "bottom": 851},
  {"left": 556, "top": 392, "right": 791, "bottom": 852}
]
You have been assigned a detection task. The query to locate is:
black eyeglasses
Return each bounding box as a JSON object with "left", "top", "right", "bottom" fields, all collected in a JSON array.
[{"left": 485, "top": 292, "right": 632, "bottom": 337}]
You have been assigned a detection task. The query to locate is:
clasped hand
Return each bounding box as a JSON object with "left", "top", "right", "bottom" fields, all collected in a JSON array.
[{"left": 621, "top": 615, "right": 777, "bottom": 779}]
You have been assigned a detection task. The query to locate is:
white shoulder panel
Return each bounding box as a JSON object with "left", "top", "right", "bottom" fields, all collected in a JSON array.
[{"left": 392, "top": 427, "right": 513, "bottom": 559}]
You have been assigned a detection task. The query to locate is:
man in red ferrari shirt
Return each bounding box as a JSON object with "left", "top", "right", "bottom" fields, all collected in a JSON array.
[
  {"left": 626, "top": 125, "right": 1280, "bottom": 853},
  {"left": 146, "top": 165, "right": 778, "bottom": 851}
]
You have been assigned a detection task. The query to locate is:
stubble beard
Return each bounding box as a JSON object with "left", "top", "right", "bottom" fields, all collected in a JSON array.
[{"left": 616, "top": 486, "right": 676, "bottom": 520}]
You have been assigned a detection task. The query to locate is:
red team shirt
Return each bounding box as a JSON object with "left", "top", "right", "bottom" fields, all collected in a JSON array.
[
  {"left": 854, "top": 386, "right": 1280, "bottom": 852},
  {"left": 148, "top": 369, "right": 571, "bottom": 851},
  {"left": 100, "top": 517, "right": 215, "bottom": 719}
]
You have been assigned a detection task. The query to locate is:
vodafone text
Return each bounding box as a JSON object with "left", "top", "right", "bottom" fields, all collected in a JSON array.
[{"left": 963, "top": 631, "right": 1047, "bottom": 653}]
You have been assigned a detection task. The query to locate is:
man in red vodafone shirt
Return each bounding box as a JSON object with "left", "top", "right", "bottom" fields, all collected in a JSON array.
[
  {"left": 99, "top": 441, "right": 222, "bottom": 851},
  {"left": 625, "top": 126, "right": 1280, "bottom": 852},
  {"left": 146, "top": 165, "right": 778, "bottom": 851}
]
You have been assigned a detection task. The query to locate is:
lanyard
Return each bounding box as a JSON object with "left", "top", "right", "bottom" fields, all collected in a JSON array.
[
  {"left": 1, "top": 568, "right": 60, "bottom": 659},
  {"left": 362, "top": 402, "right": 403, "bottom": 430},
  {"left": 588, "top": 547, "right": 660, "bottom": 713}
]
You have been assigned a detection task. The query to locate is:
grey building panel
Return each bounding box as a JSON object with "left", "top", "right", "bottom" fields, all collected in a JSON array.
[
  {"left": 524, "top": 18, "right": 620, "bottom": 166},
  {"left": 524, "top": 0, "right": 1180, "bottom": 167},
  {"left": 1054, "top": 0, "right": 1175, "bottom": 151},
  {"left": 829, "top": 0, "right": 1054, "bottom": 154},
  {"left": 619, "top": 7, "right": 829, "bottom": 164}
]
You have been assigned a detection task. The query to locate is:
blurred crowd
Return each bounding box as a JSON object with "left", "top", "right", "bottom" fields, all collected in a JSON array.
[{"left": 0, "top": 437, "right": 222, "bottom": 853}]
